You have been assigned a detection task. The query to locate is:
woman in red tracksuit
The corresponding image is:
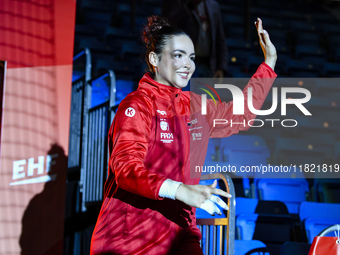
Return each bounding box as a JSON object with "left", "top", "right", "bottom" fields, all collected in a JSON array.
[{"left": 90, "top": 16, "right": 277, "bottom": 254}]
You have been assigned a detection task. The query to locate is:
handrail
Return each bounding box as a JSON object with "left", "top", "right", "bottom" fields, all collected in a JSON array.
[
  {"left": 197, "top": 173, "right": 236, "bottom": 255},
  {"left": 319, "top": 224, "right": 340, "bottom": 237}
]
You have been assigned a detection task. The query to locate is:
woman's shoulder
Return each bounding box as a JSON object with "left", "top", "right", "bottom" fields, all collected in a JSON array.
[{"left": 118, "top": 89, "right": 154, "bottom": 114}]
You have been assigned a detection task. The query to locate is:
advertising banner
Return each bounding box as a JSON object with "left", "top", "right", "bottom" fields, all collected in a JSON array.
[{"left": 0, "top": 0, "right": 76, "bottom": 254}]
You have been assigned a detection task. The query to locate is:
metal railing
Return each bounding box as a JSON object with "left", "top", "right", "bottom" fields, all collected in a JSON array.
[
  {"left": 197, "top": 173, "right": 236, "bottom": 255},
  {"left": 82, "top": 70, "right": 116, "bottom": 208},
  {"left": 68, "top": 48, "right": 91, "bottom": 170}
]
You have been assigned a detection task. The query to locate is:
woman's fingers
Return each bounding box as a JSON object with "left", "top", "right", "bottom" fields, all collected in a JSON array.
[
  {"left": 212, "top": 186, "right": 232, "bottom": 198},
  {"left": 210, "top": 194, "right": 229, "bottom": 210},
  {"left": 200, "top": 198, "right": 222, "bottom": 215},
  {"left": 255, "top": 18, "right": 266, "bottom": 46},
  {"left": 203, "top": 180, "right": 231, "bottom": 213},
  {"left": 254, "top": 17, "right": 277, "bottom": 70},
  {"left": 209, "top": 179, "right": 217, "bottom": 188}
]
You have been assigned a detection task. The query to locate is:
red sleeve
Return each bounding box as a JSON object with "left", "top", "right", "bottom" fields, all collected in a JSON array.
[
  {"left": 207, "top": 62, "right": 277, "bottom": 138},
  {"left": 108, "top": 94, "right": 167, "bottom": 200}
]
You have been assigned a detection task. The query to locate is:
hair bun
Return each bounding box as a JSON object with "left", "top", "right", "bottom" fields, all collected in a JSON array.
[{"left": 142, "top": 15, "right": 170, "bottom": 46}]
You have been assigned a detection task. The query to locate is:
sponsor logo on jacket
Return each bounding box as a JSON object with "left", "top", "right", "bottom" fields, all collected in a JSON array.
[
  {"left": 192, "top": 132, "right": 202, "bottom": 141},
  {"left": 160, "top": 132, "right": 173, "bottom": 143},
  {"left": 157, "top": 110, "right": 167, "bottom": 116},
  {"left": 125, "top": 107, "right": 135, "bottom": 117}
]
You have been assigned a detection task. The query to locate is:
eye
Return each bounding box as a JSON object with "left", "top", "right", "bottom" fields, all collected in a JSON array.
[
  {"left": 190, "top": 56, "right": 196, "bottom": 61},
  {"left": 174, "top": 54, "right": 182, "bottom": 58}
]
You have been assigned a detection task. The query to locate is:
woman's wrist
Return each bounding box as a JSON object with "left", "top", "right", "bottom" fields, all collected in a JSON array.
[
  {"left": 159, "top": 179, "right": 183, "bottom": 200},
  {"left": 264, "top": 56, "right": 277, "bottom": 71}
]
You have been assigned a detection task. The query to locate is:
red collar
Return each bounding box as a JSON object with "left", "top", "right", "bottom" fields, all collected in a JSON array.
[{"left": 139, "top": 72, "right": 183, "bottom": 100}]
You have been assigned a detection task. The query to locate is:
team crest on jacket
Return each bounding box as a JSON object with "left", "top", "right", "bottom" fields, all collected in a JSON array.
[
  {"left": 159, "top": 118, "right": 173, "bottom": 143},
  {"left": 160, "top": 121, "right": 169, "bottom": 131}
]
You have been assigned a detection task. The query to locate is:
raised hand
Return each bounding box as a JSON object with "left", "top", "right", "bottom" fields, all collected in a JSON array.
[{"left": 255, "top": 17, "right": 277, "bottom": 70}]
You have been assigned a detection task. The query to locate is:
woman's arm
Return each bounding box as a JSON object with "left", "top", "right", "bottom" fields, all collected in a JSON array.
[
  {"left": 256, "top": 18, "right": 277, "bottom": 70},
  {"left": 108, "top": 94, "right": 167, "bottom": 200},
  {"left": 207, "top": 18, "right": 277, "bottom": 138}
]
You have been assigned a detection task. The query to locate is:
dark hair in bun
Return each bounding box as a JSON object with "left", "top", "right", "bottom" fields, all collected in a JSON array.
[{"left": 142, "top": 15, "right": 188, "bottom": 74}]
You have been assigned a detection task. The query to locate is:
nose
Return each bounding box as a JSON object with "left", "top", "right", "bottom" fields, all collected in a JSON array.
[{"left": 183, "top": 57, "right": 191, "bottom": 70}]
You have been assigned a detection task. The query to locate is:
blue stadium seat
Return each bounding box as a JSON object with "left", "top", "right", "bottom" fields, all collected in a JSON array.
[
  {"left": 119, "top": 14, "right": 147, "bottom": 32},
  {"left": 236, "top": 213, "right": 294, "bottom": 241},
  {"left": 236, "top": 197, "right": 295, "bottom": 254},
  {"left": 285, "top": 59, "right": 322, "bottom": 77},
  {"left": 228, "top": 48, "right": 252, "bottom": 71},
  {"left": 225, "top": 24, "right": 244, "bottom": 38},
  {"left": 236, "top": 198, "right": 289, "bottom": 216},
  {"left": 294, "top": 116, "right": 337, "bottom": 157},
  {"left": 299, "top": 202, "right": 340, "bottom": 222},
  {"left": 234, "top": 240, "right": 269, "bottom": 255},
  {"left": 227, "top": 38, "right": 253, "bottom": 52},
  {"left": 236, "top": 213, "right": 258, "bottom": 240},
  {"left": 219, "top": 2, "right": 243, "bottom": 15},
  {"left": 255, "top": 178, "right": 309, "bottom": 214},
  {"left": 120, "top": 42, "right": 144, "bottom": 61},
  {"left": 328, "top": 33, "right": 340, "bottom": 45},
  {"left": 275, "top": 137, "right": 325, "bottom": 168},
  {"left": 227, "top": 65, "right": 244, "bottom": 77},
  {"left": 223, "top": 14, "right": 244, "bottom": 26},
  {"left": 312, "top": 12, "right": 337, "bottom": 24},
  {"left": 281, "top": 241, "right": 311, "bottom": 255},
  {"left": 220, "top": 135, "right": 270, "bottom": 166},
  {"left": 115, "top": 80, "right": 135, "bottom": 105},
  {"left": 91, "top": 75, "right": 110, "bottom": 108},
  {"left": 205, "top": 138, "right": 220, "bottom": 163},
  {"left": 104, "top": 27, "right": 136, "bottom": 48},
  {"left": 246, "top": 55, "right": 265, "bottom": 74},
  {"left": 252, "top": 0, "right": 286, "bottom": 11},
  {"left": 304, "top": 218, "right": 340, "bottom": 244},
  {"left": 236, "top": 198, "right": 261, "bottom": 216},
  {"left": 323, "top": 62, "right": 340, "bottom": 77},
  {"left": 303, "top": 96, "right": 340, "bottom": 127},
  {"left": 289, "top": 20, "right": 319, "bottom": 33},
  {"left": 315, "top": 79, "right": 340, "bottom": 100},
  {"left": 95, "top": 58, "right": 141, "bottom": 80},
  {"left": 295, "top": 45, "right": 325, "bottom": 59},
  {"left": 82, "top": 8, "right": 113, "bottom": 34},
  {"left": 323, "top": 23, "right": 340, "bottom": 34},
  {"left": 74, "top": 24, "right": 97, "bottom": 46},
  {"left": 316, "top": 180, "right": 340, "bottom": 203},
  {"left": 335, "top": 141, "right": 340, "bottom": 162},
  {"left": 78, "top": 38, "right": 117, "bottom": 63}
]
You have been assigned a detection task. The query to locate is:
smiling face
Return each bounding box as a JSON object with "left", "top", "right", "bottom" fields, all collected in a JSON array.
[{"left": 150, "top": 35, "right": 195, "bottom": 89}]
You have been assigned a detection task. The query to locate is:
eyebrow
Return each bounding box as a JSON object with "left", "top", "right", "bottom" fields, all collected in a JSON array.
[{"left": 172, "top": 49, "right": 195, "bottom": 56}]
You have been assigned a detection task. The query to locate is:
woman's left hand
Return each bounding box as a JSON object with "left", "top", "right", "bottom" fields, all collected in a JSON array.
[
  {"left": 255, "top": 17, "right": 277, "bottom": 70},
  {"left": 175, "top": 180, "right": 231, "bottom": 215}
]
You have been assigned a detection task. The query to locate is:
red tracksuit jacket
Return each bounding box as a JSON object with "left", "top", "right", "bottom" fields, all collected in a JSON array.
[{"left": 90, "top": 63, "right": 277, "bottom": 254}]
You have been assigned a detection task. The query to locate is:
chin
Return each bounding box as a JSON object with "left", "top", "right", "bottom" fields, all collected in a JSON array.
[
  {"left": 175, "top": 79, "right": 190, "bottom": 89},
  {"left": 175, "top": 83, "right": 188, "bottom": 89}
]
